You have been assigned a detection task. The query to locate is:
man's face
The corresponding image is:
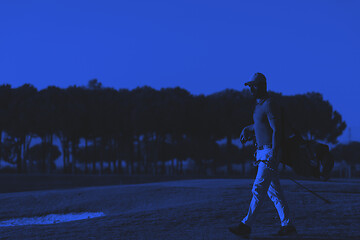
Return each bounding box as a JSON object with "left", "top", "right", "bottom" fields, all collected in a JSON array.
[
  {"left": 250, "top": 83, "right": 266, "bottom": 99},
  {"left": 250, "top": 84, "right": 260, "bottom": 98}
]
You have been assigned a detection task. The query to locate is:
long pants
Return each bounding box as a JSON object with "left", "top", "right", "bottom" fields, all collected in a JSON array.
[{"left": 242, "top": 148, "right": 292, "bottom": 227}]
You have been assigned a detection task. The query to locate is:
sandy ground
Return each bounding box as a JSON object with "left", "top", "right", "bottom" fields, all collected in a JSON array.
[{"left": 0, "top": 179, "right": 359, "bottom": 240}]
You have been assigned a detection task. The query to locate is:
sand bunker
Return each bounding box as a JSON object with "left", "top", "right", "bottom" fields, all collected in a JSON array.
[{"left": 0, "top": 212, "right": 105, "bottom": 227}]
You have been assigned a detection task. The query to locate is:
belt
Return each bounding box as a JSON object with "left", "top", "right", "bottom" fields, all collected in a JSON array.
[
  {"left": 253, "top": 159, "right": 276, "bottom": 171},
  {"left": 257, "top": 144, "right": 272, "bottom": 150}
]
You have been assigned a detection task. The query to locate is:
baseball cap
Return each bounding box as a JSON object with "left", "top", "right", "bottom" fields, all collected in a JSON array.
[{"left": 245, "top": 73, "right": 266, "bottom": 86}]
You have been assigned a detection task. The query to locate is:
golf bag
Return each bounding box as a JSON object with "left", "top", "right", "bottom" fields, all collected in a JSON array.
[{"left": 279, "top": 109, "right": 334, "bottom": 181}]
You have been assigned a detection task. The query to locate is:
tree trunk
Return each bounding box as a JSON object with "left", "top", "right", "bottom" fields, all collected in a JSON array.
[
  {"left": 28, "top": 138, "right": 33, "bottom": 171},
  {"left": 176, "top": 159, "right": 179, "bottom": 175},
  {"left": 226, "top": 135, "right": 233, "bottom": 175},
  {"left": 154, "top": 132, "right": 159, "bottom": 175},
  {"left": 61, "top": 139, "right": 67, "bottom": 174},
  {"left": 242, "top": 162, "right": 246, "bottom": 176},
  {"left": 128, "top": 136, "right": 134, "bottom": 175},
  {"left": 171, "top": 159, "right": 175, "bottom": 176},
  {"left": 120, "top": 138, "right": 124, "bottom": 174},
  {"left": 143, "top": 134, "right": 149, "bottom": 174},
  {"left": 85, "top": 138, "right": 88, "bottom": 174},
  {"left": 349, "top": 164, "right": 354, "bottom": 178},
  {"left": 41, "top": 137, "right": 46, "bottom": 173},
  {"left": 22, "top": 139, "right": 27, "bottom": 173},
  {"left": 92, "top": 137, "right": 97, "bottom": 174},
  {"left": 116, "top": 136, "right": 122, "bottom": 174},
  {"left": 100, "top": 138, "right": 104, "bottom": 175},
  {"left": 66, "top": 140, "right": 70, "bottom": 173},
  {"left": 158, "top": 135, "right": 166, "bottom": 175},
  {"left": 112, "top": 138, "right": 116, "bottom": 174},
  {"left": 47, "top": 134, "right": 53, "bottom": 174},
  {"left": 24, "top": 135, "right": 32, "bottom": 173},
  {"left": 180, "top": 159, "right": 183, "bottom": 175},
  {"left": 16, "top": 140, "right": 22, "bottom": 174},
  {"left": 71, "top": 139, "right": 77, "bottom": 175},
  {"left": 0, "top": 130, "right": 2, "bottom": 169},
  {"left": 136, "top": 136, "right": 142, "bottom": 174}
]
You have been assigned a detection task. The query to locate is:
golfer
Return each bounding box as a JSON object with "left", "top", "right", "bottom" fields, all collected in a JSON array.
[{"left": 229, "top": 73, "right": 297, "bottom": 237}]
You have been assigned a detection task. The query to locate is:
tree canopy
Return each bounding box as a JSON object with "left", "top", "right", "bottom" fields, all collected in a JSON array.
[{"left": 0, "top": 81, "right": 347, "bottom": 175}]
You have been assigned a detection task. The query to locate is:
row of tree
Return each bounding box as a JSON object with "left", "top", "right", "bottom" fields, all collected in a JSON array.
[
  {"left": 331, "top": 141, "right": 360, "bottom": 178},
  {"left": 0, "top": 80, "right": 347, "bottom": 175}
]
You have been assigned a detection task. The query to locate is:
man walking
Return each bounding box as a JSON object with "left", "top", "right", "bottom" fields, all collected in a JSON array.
[{"left": 229, "top": 73, "right": 297, "bottom": 237}]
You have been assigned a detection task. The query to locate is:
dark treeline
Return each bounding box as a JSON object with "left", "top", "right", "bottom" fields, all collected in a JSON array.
[{"left": 0, "top": 80, "right": 347, "bottom": 175}]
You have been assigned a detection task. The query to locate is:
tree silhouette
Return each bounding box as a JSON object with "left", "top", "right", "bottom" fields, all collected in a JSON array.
[
  {"left": 331, "top": 141, "right": 360, "bottom": 178},
  {"left": 6, "top": 84, "right": 38, "bottom": 173},
  {"left": 0, "top": 84, "right": 13, "bottom": 166},
  {"left": 27, "top": 143, "right": 61, "bottom": 172},
  {"left": 279, "top": 92, "right": 346, "bottom": 144},
  {"left": 0, "top": 82, "right": 348, "bottom": 176},
  {"left": 207, "top": 89, "right": 254, "bottom": 173}
]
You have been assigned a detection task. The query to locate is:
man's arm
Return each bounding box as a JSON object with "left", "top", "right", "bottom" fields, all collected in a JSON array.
[
  {"left": 247, "top": 124, "right": 254, "bottom": 131},
  {"left": 267, "top": 100, "right": 281, "bottom": 154},
  {"left": 240, "top": 124, "right": 255, "bottom": 144},
  {"left": 268, "top": 117, "right": 279, "bottom": 151}
]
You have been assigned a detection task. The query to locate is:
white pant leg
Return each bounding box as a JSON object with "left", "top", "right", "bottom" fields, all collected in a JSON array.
[
  {"left": 242, "top": 149, "right": 293, "bottom": 227},
  {"left": 242, "top": 162, "right": 271, "bottom": 226},
  {"left": 267, "top": 174, "right": 292, "bottom": 226}
]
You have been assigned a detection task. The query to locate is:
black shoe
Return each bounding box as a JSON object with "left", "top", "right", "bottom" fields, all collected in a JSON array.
[
  {"left": 228, "top": 222, "right": 251, "bottom": 237},
  {"left": 277, "top": 225, "right": 297, "bottom": 236}
]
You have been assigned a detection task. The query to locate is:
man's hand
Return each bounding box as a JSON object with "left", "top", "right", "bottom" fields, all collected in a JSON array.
[{"left": 240, "top": 125, "right": 254, "bottom": 144}]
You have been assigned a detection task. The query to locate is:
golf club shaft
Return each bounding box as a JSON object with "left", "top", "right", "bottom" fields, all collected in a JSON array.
[{"left": 285, "top": 175, "right": 331, "bottom": 204}]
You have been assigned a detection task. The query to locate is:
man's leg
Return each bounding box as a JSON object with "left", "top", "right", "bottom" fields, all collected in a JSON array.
[
  {"left": 242, "top": 162, "right": 272, "bottom": 226},
  {"left": 267, "top": 171, "right": 292, "bottom": 226}
]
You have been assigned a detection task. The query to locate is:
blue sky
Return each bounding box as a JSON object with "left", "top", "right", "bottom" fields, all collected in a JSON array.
[{"left": 0, "top": 0, "right": 359, "bottom": 143}]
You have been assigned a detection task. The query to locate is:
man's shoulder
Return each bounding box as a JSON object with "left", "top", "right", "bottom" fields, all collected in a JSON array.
[
  {"left": 264, "top": 97, "right": 281, "bottom": 114},
  {"left": 264, "top": 97, "right": 278, "bottom": 107}
]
